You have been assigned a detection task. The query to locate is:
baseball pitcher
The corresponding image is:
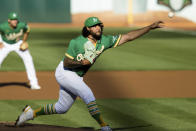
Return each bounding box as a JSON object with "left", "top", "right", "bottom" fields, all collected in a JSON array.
[
  {"left": 0, "top": 12, "right": 40, "bottom": 90},
  {"left": 15, "top": 17, "right": 164, "bottom": 130}
]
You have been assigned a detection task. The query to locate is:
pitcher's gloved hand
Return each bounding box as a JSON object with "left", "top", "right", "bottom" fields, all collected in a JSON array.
[{"left": 83, "top": 41, "right": 96, "bottom": 64}]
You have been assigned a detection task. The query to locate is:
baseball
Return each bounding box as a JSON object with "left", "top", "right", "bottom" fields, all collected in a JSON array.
[{"left": 168, "top": 12, "right": 175, "bottom": 18}]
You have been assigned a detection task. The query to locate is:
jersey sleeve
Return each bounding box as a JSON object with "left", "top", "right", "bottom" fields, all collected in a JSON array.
[
  {"left": 107, "top": 34, "right": 122, "bottom": 48},
  {"left": 23, "top": 23, "right": 30, "bottom": 33},
  {"left": 65, "top": 40, "right": 76, "bottom": 60}
]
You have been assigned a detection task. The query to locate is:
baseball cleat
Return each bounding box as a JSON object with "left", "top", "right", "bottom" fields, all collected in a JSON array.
[
  {"left": 101, "top": 126, "right": 112, "bottom": 131},
  {"left": 30, "top": 85, "right": 41, "bottom": 90},
  {"left": 15, "top": 105, "right": 34, "bottom": 126}
]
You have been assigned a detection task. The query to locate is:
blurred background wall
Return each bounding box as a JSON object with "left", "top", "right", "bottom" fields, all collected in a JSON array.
[
  {"left": 0, "top": 0, "right": 196, "bottom": 29},
  {"left": 71, "top": 0, "right": 196, "bottom": 29},
  {"left": 0, "top": 0, "right": 71, "bottom": 23}
]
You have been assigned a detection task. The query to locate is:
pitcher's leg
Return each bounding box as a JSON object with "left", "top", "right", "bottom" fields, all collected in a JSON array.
[
  {"left": 34, "top": 87, "right": 77, "bottom": 116},
  {"left": 55, "top": 61, "right": 111, "bottom": 130},
  {"left": 55, "top": 68, "right": 110, "bottom": 129},
  {"left": 16, "top": 49, "right": 40, "bottom": 89}
]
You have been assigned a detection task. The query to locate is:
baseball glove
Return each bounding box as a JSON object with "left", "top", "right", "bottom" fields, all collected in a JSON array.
[
  {"left": 20, "top": 42, "right": 29, "bottom": 51},
  {"left": 83, "top": 41, "right": 96, "bottom": 64}
]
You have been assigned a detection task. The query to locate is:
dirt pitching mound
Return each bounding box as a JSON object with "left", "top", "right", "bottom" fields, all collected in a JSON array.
[{"left": 0, "top": 122, "right": 95, "bottom": 131}]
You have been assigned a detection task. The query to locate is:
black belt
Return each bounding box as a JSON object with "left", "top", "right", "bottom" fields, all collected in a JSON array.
[{"left": 63, "top": 67, "right": 72, "bottom": 71}]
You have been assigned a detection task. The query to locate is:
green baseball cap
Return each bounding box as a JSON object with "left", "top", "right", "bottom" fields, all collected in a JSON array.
[
  {"left": 84, "top": 17, "right": 102, "bottom": 27},
  {"left": 8, "top": 12, "right": 18, "bottom": 20}
]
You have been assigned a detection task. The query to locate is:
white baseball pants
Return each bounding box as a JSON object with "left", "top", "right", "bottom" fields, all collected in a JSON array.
[
  {"left": 54, "top": 61, "right": 95, "bottom": 114},
  {"left": 0, "top": 37, "right": 39, "bottom": 87}
]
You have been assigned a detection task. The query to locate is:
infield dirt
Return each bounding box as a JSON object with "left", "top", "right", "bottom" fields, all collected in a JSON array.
[{"left": 0, "top": 71, "right": 196, "bottom": 99}]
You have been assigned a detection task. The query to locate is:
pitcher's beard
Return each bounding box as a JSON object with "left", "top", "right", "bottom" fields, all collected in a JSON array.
[{"left": 91, "top": 31, "right": 102, "bottom": 40}]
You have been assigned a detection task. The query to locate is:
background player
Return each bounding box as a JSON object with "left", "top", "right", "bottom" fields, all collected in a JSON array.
[
  {"left": 15, "top": 17, "right": 164, "bottom": 130},
  {"left": 0, "top": 12, "right": 41, "bottom": 90}
]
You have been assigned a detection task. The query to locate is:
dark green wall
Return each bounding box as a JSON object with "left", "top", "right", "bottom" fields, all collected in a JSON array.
[{"left": 0, "top": 0, "right": 71, "bottom": 23}]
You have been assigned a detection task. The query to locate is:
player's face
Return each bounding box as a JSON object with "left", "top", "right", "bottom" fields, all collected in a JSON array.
[
  {"left": 8, "top": 19, "right": 18, "bottom": 28},
  {"left": 88, "top": 24, "right": 102, "bottom": 40}
]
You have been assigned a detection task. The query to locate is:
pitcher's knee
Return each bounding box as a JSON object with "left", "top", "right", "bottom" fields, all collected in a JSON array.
[
  {"left": 54, "top": 100, "right": 73, "bottom": 114},
  {"left": 80, "top": 93, "right": 96, "bottom": 104},
  {"left": 54, "top": 102, "right": 67, "bottom": 114}
]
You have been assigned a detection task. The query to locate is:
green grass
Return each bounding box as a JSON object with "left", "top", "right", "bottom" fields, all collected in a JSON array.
[
  {"left": 1, "top": 28, "right": 196, "bottom": 71},
  {"left": 1, "top": 98, "right": 196, "bottom": 130}
]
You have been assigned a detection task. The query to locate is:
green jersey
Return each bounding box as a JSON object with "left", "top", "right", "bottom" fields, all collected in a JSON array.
[
  {"left": 65, "top": 34, "right": 122, "bottom": 77},
  {"left": 0, "top": 21, "right": 30, "bottom": 44}
]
